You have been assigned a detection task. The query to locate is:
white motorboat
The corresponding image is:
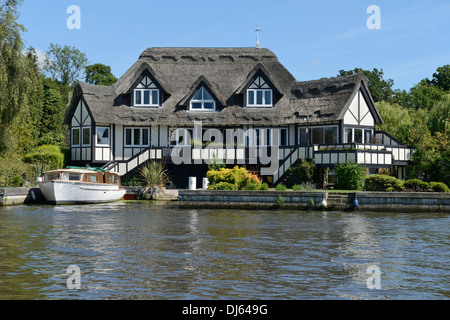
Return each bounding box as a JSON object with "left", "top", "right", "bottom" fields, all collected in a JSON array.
[{"left": 38, "top": 167, "right": 126, "bottom": 204}]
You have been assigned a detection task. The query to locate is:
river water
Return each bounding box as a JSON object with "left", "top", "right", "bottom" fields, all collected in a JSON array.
[{"left": 0, "top": 201, "right": 448, "bottom": 300}]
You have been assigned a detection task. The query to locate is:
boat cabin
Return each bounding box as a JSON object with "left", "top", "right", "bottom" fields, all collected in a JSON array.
[{"left": 42, "top": 169, "right": 122, "bottom": 186}]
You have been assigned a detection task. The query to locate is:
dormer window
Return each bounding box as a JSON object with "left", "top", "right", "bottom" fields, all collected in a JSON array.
[
  {"left": 190, "top": 87, "right": 216, "bottom": 111},
  {"left": 247, "top": 76, "right": 273, "bottom": 107},
  {"left": 133, "top": 76, "right": 160, "bottom": 107}
]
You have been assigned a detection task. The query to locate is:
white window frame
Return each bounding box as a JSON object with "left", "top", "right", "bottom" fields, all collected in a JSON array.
[
  {"left": 71, "top": 127, "right": 80, "bottom": 147},
  {"left": 344, "top": 127, "right": 373, "bottom": 144},
  {"left": 189, "top": 87, "right": 216, "bottom": 112},
  {"left": 82, "top": 126, "right": 91, "bottom": 147},
  {"left": 309, "top": 125, "right": 339, "bottom": 145},
  {"left": 124, "top": 127, "right": 150, "bottom": 147},
  {"left": 95, "top": 126, "right": 111, "bottom": 146},
  {"left": 246, "top": 89, "right": 273, "bottom": 107},
  {"left": 133, "top": 89, "right": 160, "bottom": 107}
]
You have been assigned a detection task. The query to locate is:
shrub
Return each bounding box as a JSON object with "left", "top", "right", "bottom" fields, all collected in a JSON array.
[
  {"left": 207, "top": 166, "right": 262, "bottom": 190},
  {"left": 364, "top": 174, "right": 404, "bottom": 192},
  {"left": 23, "top": 145, "right": 65, "bottom": 173},
  {"left": 209, "top": 181, "right": 238, "bottom": 190},
  {"left": 292, "top": 182, "right": 317, "bottom": 191},
  {"left": 260, "top": 182, "right": 269, "bottom": 191},
  {"left": 0, "top": 157, "right": 35, "bottom": 187},
  {"left": 429, "top": 181, "right": 449, "bottom": 193},
  {"left": 335, "top": 162, "right": 366, "bottom": 190},
  {"left": 404, "top": 179, "right": 430, "bottom": 191},
  {"left": 275, "top": 183, "right": 287, "bottom": 191},
  {"left": 285, "top": 159, "right": 316, "bottom": 186}
]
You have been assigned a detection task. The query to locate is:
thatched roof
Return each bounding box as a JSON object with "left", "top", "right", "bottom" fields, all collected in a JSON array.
[{"left": 66, "top": 47, "right": 379, "bottom": 127}]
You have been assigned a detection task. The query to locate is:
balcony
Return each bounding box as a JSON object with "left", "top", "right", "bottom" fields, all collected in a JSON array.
[{"left": 314, "top": 143, "right": 414, "bottom": 167}]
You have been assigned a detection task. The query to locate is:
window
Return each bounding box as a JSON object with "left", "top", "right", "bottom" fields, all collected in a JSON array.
[
  {"left": 311, "top": 126, "right": 338, "bottom": 145},
  {"left": 190, "top": 87, "right": 216, "bottom": 111},
  {"left": 44, "top": 173, "right": 60, "bottom": 181},
  {"left": 82, "top": 127, "right": 91, "bottom": 146},
  {"left": 170, "top": 128, "right": 194, "bottom": 146},
  {"left": 61, "top": 172, "right": 82, "bottom": 181},
  {"left": 247, "top": 76, "right": 273, "bottom": 107},
  {"left": 298, "top": 128, "right": 309, "bottom": 146},
  {"left": 85, "top": 174, "right": 98, "bottom": 183},
  {"left": 125, "top": 127, "right": 150, "bottom": 147},
  {"left": 133, "top": 76, "right": 159, "bottom": 107},
  {"left": 254, "top": 128, "right": 288, "bottom": 146},
  {"left": 96, "top": 127, "right": 110, "bottom": 146},
  {"left": 72, "top": 128, "right": 80, "bottom": 146},
  {"left": 344, "top": 127, "right": 373, "bottom": 143}
]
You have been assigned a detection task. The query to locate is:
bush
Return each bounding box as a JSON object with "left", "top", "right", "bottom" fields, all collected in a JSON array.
[
  {"left": 260, "top": 182, "right": 269, "bottom": 190},
  {"left": 429, "top": 181, "right": 449, "bottom": 193},
  {"left": 0, "top": 157, "right": 35, "bottom": 187},
  {"left": 292, "top": 182, "right": 317, "bottom": 191},
  {"left": 207, "top": 166, "right": 262, "bottom": 190},
  {"left": 275, "top": 183, "right": 287, "bottom": 191},
  {"left": 404, "top": 179, "right": 430, "bottom": 191},
  {"left": 23, "top": 145, "right": 65, "bottom": 173},
  {"left": 285, "top": 159, "right": 316, "bottom": 186},
  {"left": 364, "top": 174, "right": 404, "bottom": 192},
  {"left": 335, "top": 162, "right": 366, "bottom": 190}
]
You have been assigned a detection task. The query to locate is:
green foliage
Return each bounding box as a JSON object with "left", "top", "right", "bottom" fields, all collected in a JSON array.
[
  {"left": 275, "top": 184, "right": 287, "bottom": 191},
  {"left": 260, "top": 182, "right": 269, "bottom": 190},
  {"left": 277, "top": 196, "right": 284, "bottom": 205},
  {"left": 85, "top": 63, "right": 117, "bottom": 86},
  {"left": 0, "top": 156, "right": 35, "bottom": 187},
  {"left": 404, "top": 179, "right": 430, "bottom": 191},
  {"left": 44, "top": 43, "right": 88, "bottom": 102},
  {"left": 364, "top": 175, "right": 404, "bottom": 192},
  {"left": 209, "top": 182, "right": 238, "bottom": 191},
  {"left": 208, "top": 153, "right": 226, "bottom": 171},
  {"left": 285, "top": 159, "right": 316, "bottom": 186},
  {"left": 338, "top": 68, "right": 394, "bottom": 103},
  {"left": 292, "top": 182, "right": 317, "bottom": 191},
  {"left": 139, "top": 161, "right": 170, "bottom": 194},
  {"left": 429, "top": 182, "right": 449, "bottom": 193},
  {"left": 23, "top": 144, "right": 65, "bottom": 173},
  {"left": 207, "top": 166, "right": 262, "bottom": 190},
  {"left": 335, "top": 162, "right": 366, "bottom": 190}
]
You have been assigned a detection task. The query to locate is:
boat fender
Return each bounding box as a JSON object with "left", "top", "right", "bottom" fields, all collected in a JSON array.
[
  {"left": 30, "top": 190, "right": 36, "bottom": 201},
  {"left": 353, "top": 199, "right": 359, "bottom": 207}
]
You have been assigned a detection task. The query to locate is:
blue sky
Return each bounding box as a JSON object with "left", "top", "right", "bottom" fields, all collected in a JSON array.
[{"left": 17, "top": 0, "right": 450, "bottom": 91}]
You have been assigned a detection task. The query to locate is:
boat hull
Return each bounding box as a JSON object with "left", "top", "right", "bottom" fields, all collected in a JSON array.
[{"left": 39, "top": 180, "right": 126, "bottom": 204}]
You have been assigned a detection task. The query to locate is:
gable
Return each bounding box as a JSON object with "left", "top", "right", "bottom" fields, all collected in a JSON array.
[{"left": 342, "top": 84, "right": 382, "bottom": 126}]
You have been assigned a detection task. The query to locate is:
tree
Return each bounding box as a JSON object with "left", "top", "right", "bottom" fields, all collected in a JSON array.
[
  {"left": 44, "top": 43, "right": 88, "bottom": 101},
  {"left": 338, "top": 68, "right": 395, "bottom": 102},
  {"left": 375, "top": 101, "right": 414, "bottom": 144},
  {"left": 0, "top": 0, "right": 38, "bottom": 155},
  {"left": 427, "top": 65, "right": 450, "bottom": 91},
  {"left": 85, "top": 63, "right": 117, "bottom": 85}
]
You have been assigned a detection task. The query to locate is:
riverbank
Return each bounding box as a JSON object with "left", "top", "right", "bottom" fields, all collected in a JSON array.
[
  {"left": 2, "top": 187, "right": 449, "bottom": 213},
  {"left": 178, "top": 190, "right": 450, "bottom": 213}
]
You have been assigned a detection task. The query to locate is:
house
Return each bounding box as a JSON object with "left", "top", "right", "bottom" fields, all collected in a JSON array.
[{"left": 64, "top": 47, "right": 414, "bottom": 188}]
